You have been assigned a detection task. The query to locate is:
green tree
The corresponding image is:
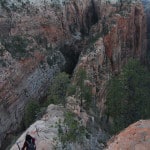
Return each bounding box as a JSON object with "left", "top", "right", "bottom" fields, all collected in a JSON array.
[
  {"left": 76, "top": 68, "right": 87, "bottom": 106},
  {"left": 106, "top": 59, "right": 150, "bottom": 134},
  {"left": 67, "top": 84, "right": 77, "bottom": 96},
  {"left": 83, "top": 86, "right": 92, "bottom": 108},
  {"left": 47, "top": 72, "right": 70, "bottom": 107},
  {"left": 75, "top": 68, "right": 92, "bottom": 108},
  {"left": 24, "top": 100, "right": 40, "bottom": 128},
  {"left": 58, "top": 111, "right": 86, "bottom": 145}
]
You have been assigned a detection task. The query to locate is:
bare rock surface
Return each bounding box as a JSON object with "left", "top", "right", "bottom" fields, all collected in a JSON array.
[
  {"left": 106, "top": 120, "right": 150, "bottom": 150},
  {"left": 10, "top": 104, "right": 64, "bottom": 150},
  {"left": 10, "top": 101, "right": 109, "bottom": 150}
]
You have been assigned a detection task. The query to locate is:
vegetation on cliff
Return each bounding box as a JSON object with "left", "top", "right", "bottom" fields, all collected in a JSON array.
[
  {"left": 45, "top": 69, "right": 92, "bottom": 109},
  {"left": 106, "top": 59, "right": 150, "bottom": 134},
  {"left": 1, "top": 36, "right": 30, "bottom": 59},
  {"left": 75, "top": 68, "right": 92, "bottom": 108},
  {"left": 46, "top": 72, "right": 70, "bottom": 107},
  {"left": 24, "top": 100, "right": 40, "bottom": 128},
  {"left": 58, "top": 111, "right": 86, "bottom": 148}
]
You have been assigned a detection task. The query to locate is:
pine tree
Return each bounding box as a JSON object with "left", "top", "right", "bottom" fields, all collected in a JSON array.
[{"left": 106, "top": 59, "right": 150, "bottom": 134}]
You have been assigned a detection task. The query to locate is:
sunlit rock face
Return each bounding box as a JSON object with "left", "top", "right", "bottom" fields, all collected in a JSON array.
[
  {"left": 106, "top": 120, "right": 150, "bottom": 150},
  {"left": 0, "top": 0, "right": 147, "bottom": 148}
]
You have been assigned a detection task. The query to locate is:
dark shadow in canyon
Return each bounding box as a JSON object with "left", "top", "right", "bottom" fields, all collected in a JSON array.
[{"left": 60, "top": 44, "right": 80, "bottom": 75}]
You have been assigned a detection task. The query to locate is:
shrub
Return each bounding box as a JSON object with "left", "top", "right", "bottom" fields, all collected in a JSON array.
[
  {"left": 58, "top": 111, "right": 86, "bottom": 145},
  {"left": 67, "top": 84, "right": 77, "bottom": 96},
  {"left": 46, "top": 72, "right": 70, "bottom": 107},
  {"left": 24, "top": 100, "right": 40, "bottom": 128},
  {"left": 2, "top": 36, "right": 29, "bottom": 59},
  {"left": 83, "top": 86, "right": 92, "bottom": 108},
  {"left": 75, "top": 68, "right": 92, "bottom": 108}
]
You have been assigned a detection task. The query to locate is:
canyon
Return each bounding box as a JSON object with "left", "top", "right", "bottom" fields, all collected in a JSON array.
[{"left": 0, "top": 0, "right": 149, "bottom": 149}]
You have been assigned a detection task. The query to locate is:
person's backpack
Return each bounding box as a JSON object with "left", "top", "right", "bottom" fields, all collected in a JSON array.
[{"left": 26, "top": 138, "right": 36, "bottom": 150}]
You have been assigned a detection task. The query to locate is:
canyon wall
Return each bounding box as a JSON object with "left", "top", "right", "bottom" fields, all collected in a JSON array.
[
  {"left": 0, "top": 0, "right": 102, "bottom": 147},
  {"left": 75, "top": 0, "right": 147, "bottom": 118},
  {"left": 0, "top": 0, "right": 147, "bottom": 148}
]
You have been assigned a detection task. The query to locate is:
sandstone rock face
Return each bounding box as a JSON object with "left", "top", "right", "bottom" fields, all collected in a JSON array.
[
  {"left": 106, "top": 120, "right": 150, "bottom": 150},
  {"left": 0, "top": 0, "right": 147, "bottom": 148}
]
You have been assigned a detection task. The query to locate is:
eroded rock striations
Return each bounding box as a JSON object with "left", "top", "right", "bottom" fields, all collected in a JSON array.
[{"left": 0, "top": 0, "right": 147, "bottom": 148}]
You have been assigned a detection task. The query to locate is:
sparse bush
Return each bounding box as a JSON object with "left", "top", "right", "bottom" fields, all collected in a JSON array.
[
  {"left": 2, "top": 36, "right": 29, "bottom": 59},
  {"left": 58, "top": 111, "right": 86, "bottom": 145},
  {"left": 83, "top": 86, "right": 92, "bottom": 108},
  {"left": 46, "top": 72, "right": 70, "bottom": 107},
  {"left": 75, "top": 68, "right": 92, "bottom": 108},
  {"left": 67, "top": 84, "right": 77, "bottom": 96},
  {"left": 24, "top": 100, "right": 40, "bottom": 128}
]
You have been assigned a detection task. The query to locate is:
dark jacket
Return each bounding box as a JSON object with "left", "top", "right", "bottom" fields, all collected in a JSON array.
[{"left": 22, "top": 136, "right": 36, "bottom": 150}]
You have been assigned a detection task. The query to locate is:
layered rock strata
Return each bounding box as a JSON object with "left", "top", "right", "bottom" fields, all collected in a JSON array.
[{"left": 0, "top": 0, "right": 147, "bottom": 147}]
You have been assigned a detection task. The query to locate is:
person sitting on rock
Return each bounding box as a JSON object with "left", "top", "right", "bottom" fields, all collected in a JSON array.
[{"left": 22, "top": 134, "right": 36, "bottom": 150}]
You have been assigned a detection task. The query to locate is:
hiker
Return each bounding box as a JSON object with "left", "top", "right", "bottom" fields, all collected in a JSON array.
[{"left": 22, "top": 134, "right": 36, "bottom": 150}]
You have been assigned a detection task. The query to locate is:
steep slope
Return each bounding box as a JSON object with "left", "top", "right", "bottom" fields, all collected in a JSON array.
[{"left": 0, "top": 0, "right": 147, "bottom": 148}]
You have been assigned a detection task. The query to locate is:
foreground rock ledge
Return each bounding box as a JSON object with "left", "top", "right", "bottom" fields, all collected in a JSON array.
[
  {"left": 106, "top": 120, "right": 150, "bottom": 150},
  {"left": 10, "top": 104, "right": 64, "bottom": 150}
]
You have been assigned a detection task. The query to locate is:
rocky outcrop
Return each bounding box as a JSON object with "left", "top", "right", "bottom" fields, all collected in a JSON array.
[
  {"left": 106, "top": 120, "right": 150, "bottom": 150},
  {"left": 0, "top": 0, "right": 147, "bottom": 148},
  {"left": 10, "top": 104, "right": 65, "bottom": 150},
  {"left": 10, "top": 103, "right": 108, "bottom": 150}
]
